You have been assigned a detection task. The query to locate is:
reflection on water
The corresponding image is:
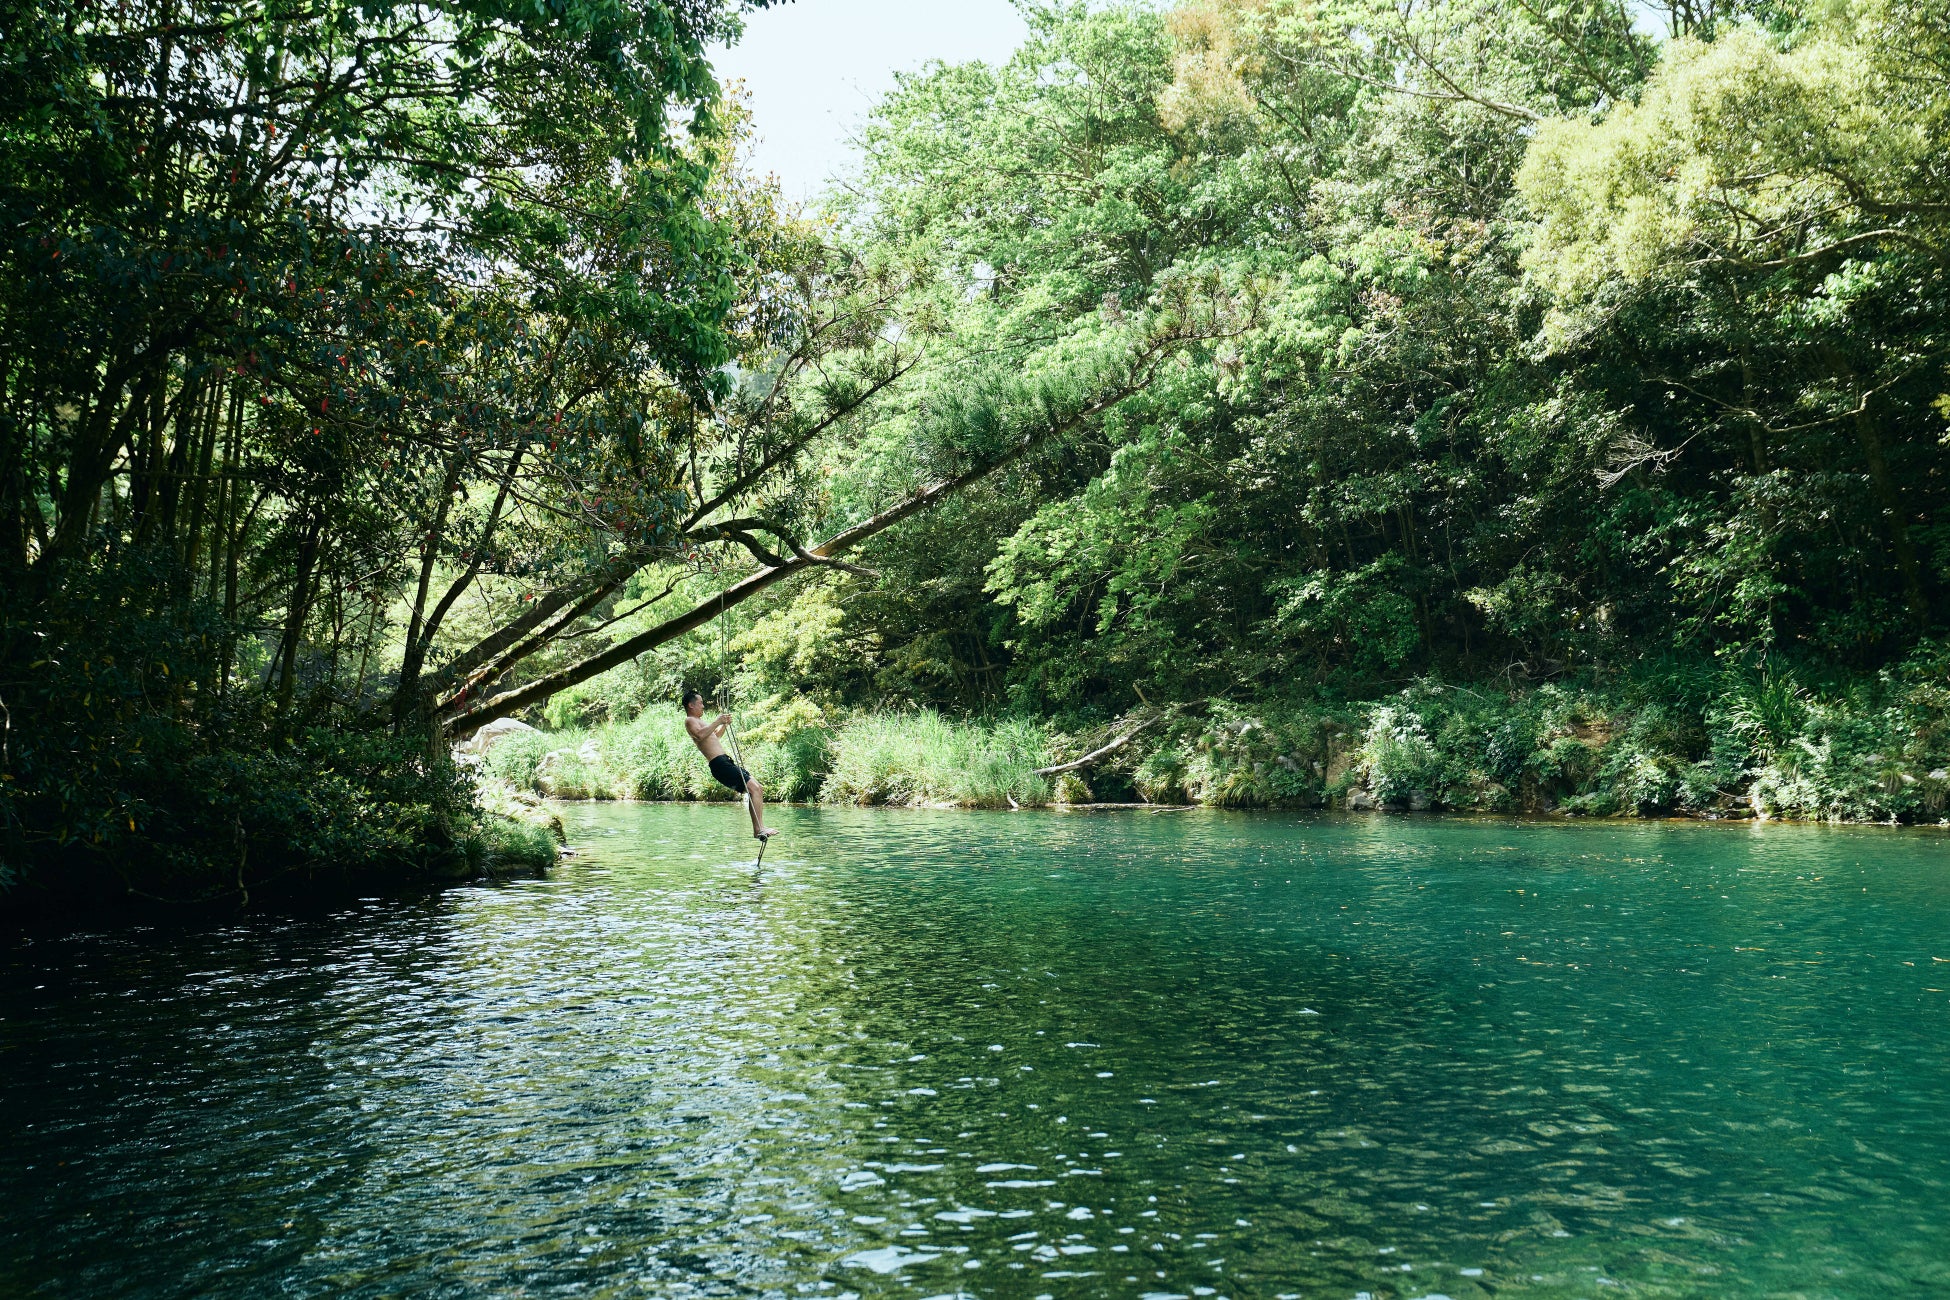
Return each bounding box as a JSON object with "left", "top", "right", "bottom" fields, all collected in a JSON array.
[{"left": 3, "top": 806, "right": 1948, "bottom": 1298}]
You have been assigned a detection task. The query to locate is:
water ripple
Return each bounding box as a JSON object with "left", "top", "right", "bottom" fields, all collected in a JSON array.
[{"left": 3, "top": 806, "right": 1948, "bottom": 1298}]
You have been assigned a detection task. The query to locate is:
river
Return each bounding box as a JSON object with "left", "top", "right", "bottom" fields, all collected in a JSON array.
[{"left": 3, "top": 805, "right": 1947, "bottom": 1298}]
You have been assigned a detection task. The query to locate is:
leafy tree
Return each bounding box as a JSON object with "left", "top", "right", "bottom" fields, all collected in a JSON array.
[
  {"left": 0, "top": 0, "right": 773, "bottom": 895},
  {"left": 1522, "top": 3, "right": 1950, "bottom": 646},
  {"left": 757, "top": 0, "right": 1944, "bottom": 731}
]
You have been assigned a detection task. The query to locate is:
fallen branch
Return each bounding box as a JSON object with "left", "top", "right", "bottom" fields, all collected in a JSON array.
[{"left": 1036, "top": 716, "right": 1162, "bottom": 776}]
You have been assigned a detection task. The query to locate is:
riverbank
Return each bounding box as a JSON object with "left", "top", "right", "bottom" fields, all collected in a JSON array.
[
  {"left": 479, "top": 661, "right": 1950, "bottom": 826},
  {"left": 1, "top": 793, "right": 561, "bottom": 928}
]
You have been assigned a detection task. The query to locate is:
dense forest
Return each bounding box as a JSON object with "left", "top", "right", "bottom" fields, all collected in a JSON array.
[{"left": 5, "top": 0, "right": 1948, "bottom": 910}]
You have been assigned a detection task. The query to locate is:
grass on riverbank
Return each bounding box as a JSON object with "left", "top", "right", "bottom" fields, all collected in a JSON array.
[
  {"left": 820, "top": 712, "right": 1049, "bottom": 808},
  {"left": 480, "top": 705, "right": 1050, "bottom": 809},
  {"left": 473, "top": 784, "right": 566, "bottom": 877},
  {"left": 479, "top": 647, "right": 1950, "bottom": 824}
]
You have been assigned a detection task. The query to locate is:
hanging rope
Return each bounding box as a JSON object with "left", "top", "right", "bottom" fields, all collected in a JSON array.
[
  {"left": 715, "top": 566, "right": 747, "bottom": 772},
  {"left": 710, "top": 551, "right": 768, "bottom": 868}
]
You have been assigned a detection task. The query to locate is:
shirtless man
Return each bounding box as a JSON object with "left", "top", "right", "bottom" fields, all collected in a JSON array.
[{"left": 683, "top": 690, "right": 776, "bottom": 841}]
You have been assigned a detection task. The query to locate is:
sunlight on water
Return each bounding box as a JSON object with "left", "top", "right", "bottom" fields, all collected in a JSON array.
[{"left": 3, "top": 807, "right": 1948, "bottom": 1298}]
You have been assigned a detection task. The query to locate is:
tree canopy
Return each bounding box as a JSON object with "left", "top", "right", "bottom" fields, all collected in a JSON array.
[
  {"left": 740, "top": 0, "right": 1946, "bottom": 718},
  {"left": 1, "top": 0, "right": 774, "bottom": 887}
]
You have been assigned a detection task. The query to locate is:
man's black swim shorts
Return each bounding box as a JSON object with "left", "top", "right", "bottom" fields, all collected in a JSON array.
[{"left": 709, "top": 753, "right": 751, "bottom": 794}]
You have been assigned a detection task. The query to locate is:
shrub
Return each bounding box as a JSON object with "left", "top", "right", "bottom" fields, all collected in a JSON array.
[
  {"left": 1360, "top": 704, "right": 1445, "bottom": 808},
  {"left": 1133, "top": 745, "right": 1193, "bottom": 804},
  {"left": 740, "top": 695, "right": 836, "bottom": 801},
  {"left": 606, "top": 716, "right": 702, "bottom": 800},
  {"left": 1054, "top": 773, "right": 1093, "bottom": 803},
  {"left": 477, "top": 780, "right": 567, "bottom": 843},
  {"left": 1173, "top": 704, "right": 1339, "bottom": 807},
  {"left": 467, "top": 814, "right": 559, "bottom": 876}
]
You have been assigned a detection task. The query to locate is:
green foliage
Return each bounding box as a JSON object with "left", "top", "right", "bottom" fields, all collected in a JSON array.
[
  {"left": 605, "top": 718, "right": 714, "bottom": 801},
  {"left": 0, "top": 549, "right": 508, "bottom": 902},
  {"left": 0, "top": 0, "right": 782, "bottom": 905},
  {"left": 1721, "top": 670, "right": 1812, "bottom": 767},
  {"left": 1132, "top": 703, "right": 1340, "bottom": 807},
  {"left": 540, "top": 659, "right": 669, "bottom": 731},
  {"left": 820, "top": 712, "right": 1051, "bottom": 810},
  {"left": 15, "top": 0, "right": 1950, "bottom": 909},
  {"left": 740, "top": 696, "right": 838, "bottom": 802},
  {"left": 392, "top": 0, "right": 1950, "bottom": 837},
  {"left": 1284, "top": 655, "right": 1950, "bottom": 821},
  {"left": 476, "top": 781, "right": 567, "bottom": 845},
  {"left": 1040, "top": 649, "right": 1942, "bottom": 824},
  {"left": 511, "top": 0, "right": 1946, "bottom": 832},
  {"left": 479, "top": 637, "right": 1950, "bottom": 824},
  {"left": 751, "top": 0, "right": 1945, "bottom": 737},
  {"left": 481, "top": 701, "right": 834, "bottom": 804},
  {"left": 478, "top": 729, "right": 562, "bottom": 795},
  {"left": 489, "top": 707, "right": 1048, "bottom": 810},
  {"left": 466, "top": 813, "right": 561, "bottom": 878},
  {"left": 1360, "top": 706, "right": 1447, "bottom": 809},
  {"left": 1268, "top": 557, "right": 1423, "bottom": 679}
]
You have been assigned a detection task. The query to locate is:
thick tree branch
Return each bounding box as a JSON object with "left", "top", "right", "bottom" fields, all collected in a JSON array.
[
  {"left": 439, "top": 352, "right": 1177, "bottom": 735},
  {"left": 429, "top": 554, "right": 649, "bottom": 705},
  {"left": 685, "top": 350, "right": 915, "bottom": 526}
]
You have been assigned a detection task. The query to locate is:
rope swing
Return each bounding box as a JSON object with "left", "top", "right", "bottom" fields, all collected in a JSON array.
[
  {"left": 715, "top": 570, "right": 747, "bottom": 772},
  {"left": 711, "top": 552, "right": 767, "bottom": 869}
]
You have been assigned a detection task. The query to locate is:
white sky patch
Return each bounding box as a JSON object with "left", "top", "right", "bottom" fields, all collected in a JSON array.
[{"left": 710, "top": 0, "right": 1030, "bottom": 204}]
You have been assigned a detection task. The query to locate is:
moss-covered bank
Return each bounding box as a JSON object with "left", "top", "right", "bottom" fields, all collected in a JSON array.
[{"left": 3, "top": 733, "right": 562, "bottom": 924}]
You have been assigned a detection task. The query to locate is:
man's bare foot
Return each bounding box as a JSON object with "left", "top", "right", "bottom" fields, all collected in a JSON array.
[{"left": 755, "top": 827, "right": 778, "bottom": 841}]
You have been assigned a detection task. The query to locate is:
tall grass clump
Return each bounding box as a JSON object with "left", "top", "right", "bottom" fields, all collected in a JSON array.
[
  {"left": 821, "top": 712, "right": 1051, "bottom": 808},
  {"left": 738, "top": 696, "right": 837, "bottom": 801},
  {"left": 478, "top": 700, "right": 835, "bottom": 804},
  {"left": 465, "top": 813, "right": 560, "bottom": 876},
  {"left": 478, "top": 727, "right": 558, "bottom": 792},
  {"left": 605, "top": 714, "right": 718, "bottom": 800},
  {"left": 481, "top": 714, "right": 730, "bottom": 801}
]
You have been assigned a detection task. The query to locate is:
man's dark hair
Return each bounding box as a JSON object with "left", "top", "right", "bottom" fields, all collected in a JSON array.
[{"left": 681, "top": 689, "right": 703, "bottom": 708}]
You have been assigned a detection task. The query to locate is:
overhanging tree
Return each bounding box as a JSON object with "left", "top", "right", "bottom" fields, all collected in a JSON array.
[{"left": 0, "top": 0, "right": 777, "bottom": 890}]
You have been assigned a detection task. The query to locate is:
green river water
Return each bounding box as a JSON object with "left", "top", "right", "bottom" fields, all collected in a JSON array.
[{"left": 3, "top": 806, "right": 1948, "bottom": 1299}]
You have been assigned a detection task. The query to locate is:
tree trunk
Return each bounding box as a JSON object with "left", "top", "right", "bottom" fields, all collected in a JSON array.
[
  {"left": 391, "top": 455, "right": 464, "bottom": 729},
  {"left": 1848, "top": 396, "right": 1928, "bottom": 627},
  {"left": 274, "top": 517, "right": 322, "bottom": 711}
]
